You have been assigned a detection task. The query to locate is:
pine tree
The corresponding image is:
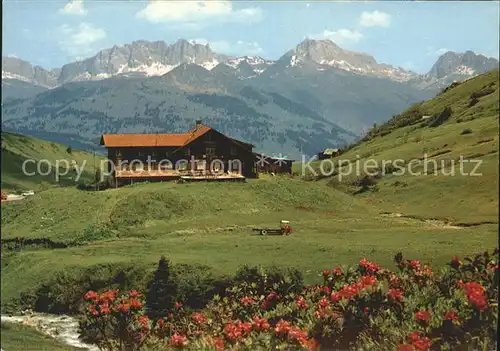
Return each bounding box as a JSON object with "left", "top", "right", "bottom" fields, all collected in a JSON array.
[{"left": 146, "top": 256, "right": 177, "bottom": 318}]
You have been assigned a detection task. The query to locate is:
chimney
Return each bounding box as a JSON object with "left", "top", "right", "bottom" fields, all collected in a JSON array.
[{"left": 195, "top": 120, "right": 202, "bottom": 128}]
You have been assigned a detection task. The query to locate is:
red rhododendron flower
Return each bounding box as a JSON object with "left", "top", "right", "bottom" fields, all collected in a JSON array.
[
  {"left": 390, "top": 274, "right": 401, "bottom": 287},
  {"left": 360, "top": 258, "right": 370, "bottom": 267},
  {"left": 461, "top": 282, "right": 488, "bottom": 310},
  {"left": 360, "top": 275, "right": 377, "bottom": 287},
  {"left": 129, "top": 298, "right": 142, "bottom": 310},
  {"left": 191, "top": 312, "right": 206, "bottom": 325},
  {"left": 252, "top": 316, "right": 270, "bottom": 330},
  {"left": 322, "top": 269, "right": 330, "bottom": 278},
  {"left": 444, "top": 310, "right": 459, "bottom": 321},
  {"left": 408, "top": 332, "right": 421, "bottom": 343},
  {"left": 410, "top": 260, "right": 421, "bottom": 269},
  {"left": 413, "top": 337, "right": 432, "bottom": 351},
  {"left": 214, "top": 337, "right": 224, "bottom": 351},
  {"left": 240, "top": 296, "right": 254, "bottom": 306},
  {"left": 267, "top": 291, "right": 280, "bottom": 301},
  {"left": 104, "top": 290, "right": 119, "bottom": 302},
  {"left": 116, "top": 302, "right": 130, "bottom": 312},
  {"left": 128, "top": 289, "right": 140, "bottom": 298},
  {"left": 137, "top": 315, "right": 150, "bottom": 329},
  {"left": 99, "top": 302, "right": 111, "bottom": 314},
  {"left": 330, "top": 292, "right": 341, "bottom": 302},
  {"left": 170, "top": 334, "right": 187, "bottom": 348},
  {"left": 224, "top": 322, "right": 243, "bottom": 341},
  {"left": 359, "top": 258, "right": 381, "bottom": 273},
  {"left": 318, "top": 297, "right": 329, "bottom": 308},
  {"left": 295, "top": 296, "right": 309, "bottom": 309},
  {"left": 415, "top": 265, "right": 433, "bottom": 278},
  {"left": 87, "top": 304, "right": 98, "bottom": 316},
  {"left": 274, "top": 319, "right": 292, "bottom": 335},
  {"left": 405, "top": 331, "right": 432, "bottom": 350},
  {"left": 488, "top": 263, "right": 500, "bottom": 270},
  {"left": 84, "top": 291, "right": 98, "bottom": 301},
  {"left": 314, "top": 308, "right": 331, "bottom": 319},
  {"left": 305, "top": 338, "right": 320, "bottom": 351},
  {"left": 240, "top": 322, "right": 253, "bottom": 335},
  {"left": 332, "top": 267, "right": 343, "bottom": 276},
  {"left": 288, "top": 326, "right": 308, "bottom": 343},
  {"left": 388, "top": 289, "right": 404, "bottom": 302},
  {"left": 174, "top": 302, "right": 183, "bottom": 309},
  {"left": 415, "top": 311, "right": 431, "bottom": 321}
]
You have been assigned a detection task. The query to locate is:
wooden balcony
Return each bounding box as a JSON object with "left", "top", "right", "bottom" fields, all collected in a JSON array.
[{"left": 114, "top": 168, "right": 244, "bottom": 181}]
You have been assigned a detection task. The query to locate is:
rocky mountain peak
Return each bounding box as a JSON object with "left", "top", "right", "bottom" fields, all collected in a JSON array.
[
  {"left": 3, "top": 38, "right": 498, "bottom": 92},
  {"left": 428, "top": 50, "right": 499, "bottom": 79},
  {"left": 2, "top": 56, "right": 58, "bottom": 87},
  {"left": 276, "top": 38, "right": 415, "bottom": 82}
]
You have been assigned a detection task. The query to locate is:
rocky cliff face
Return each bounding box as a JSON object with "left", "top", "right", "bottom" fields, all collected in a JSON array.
[
  {"left": 2, "top": 57, "right": 58, "bottom": 87},
  {"left": 409, "top": 51, "right": 499, "bottom": 90},
  {"left": 56, "top": 39, "right": 220, "bottom": 84},
  {"left": 278, "top": 39, "right": 418, "bottom": 82},
  {"left": 428, "top": 51, "right": 498, "bottom": 79}
]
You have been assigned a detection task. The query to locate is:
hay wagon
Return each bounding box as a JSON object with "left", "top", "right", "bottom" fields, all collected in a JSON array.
[{"left": 252, "top": 220, "right": 292, "bottom": 236}]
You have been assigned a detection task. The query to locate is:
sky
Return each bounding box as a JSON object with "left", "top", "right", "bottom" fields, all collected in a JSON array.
[{"left": 2, "top": 0, "right": 499, "bottom": 74}]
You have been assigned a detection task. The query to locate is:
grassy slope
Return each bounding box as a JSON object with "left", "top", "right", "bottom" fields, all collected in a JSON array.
[
  {"left": 1, "top": 72, "right": 498, "bottom": 312},
  {"left": 0, "top": 322, "right": 83, "bottom": 350},
  {"left": 296, "top": 70, "right": 499, "bottom": 224},
  {"left": 1, "top": 132, "right": 105, "bottom": 191},
  {"left": 2, "top": 177, "right": 497, "bottom": 305}
]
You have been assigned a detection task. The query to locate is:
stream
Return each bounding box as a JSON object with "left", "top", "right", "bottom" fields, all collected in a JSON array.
[{"left": 1, "top": 313, "right": 99, "bottom": 351}]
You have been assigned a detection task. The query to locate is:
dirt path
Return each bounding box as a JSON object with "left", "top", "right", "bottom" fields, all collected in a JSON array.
[{"left": 380, "top": 212, "right": 463, "bottom": 230}]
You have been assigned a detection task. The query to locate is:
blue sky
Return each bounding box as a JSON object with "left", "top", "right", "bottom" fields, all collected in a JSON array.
[{"left": 3, "top": 1, "right": 499, "bottom": 74}]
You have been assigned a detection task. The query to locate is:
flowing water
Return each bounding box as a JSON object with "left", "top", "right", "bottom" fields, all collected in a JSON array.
[{"left": 1, "top": 313, "right": 99, "bottom": 351}]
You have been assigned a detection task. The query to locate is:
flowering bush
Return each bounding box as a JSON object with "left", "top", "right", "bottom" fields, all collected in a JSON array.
[{"left": 80, "top": 249, "right": 498, "bottom": 350}]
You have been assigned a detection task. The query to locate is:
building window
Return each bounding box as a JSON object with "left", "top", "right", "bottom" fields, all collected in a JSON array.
[
  {"left": 196, "top": 160, "right": 206, "bottom": 170},
  {"left": 138, "top": 151, "right": 144, "bottom": 157},
  {"left": 206, "top": 147, "right": 215, "bottom": 156},
  {"left": 185, "top": 148, "right": 191, "bottom": 156},
  {"left": 116, "top": 150, "right": 122, "bottom": 157}
]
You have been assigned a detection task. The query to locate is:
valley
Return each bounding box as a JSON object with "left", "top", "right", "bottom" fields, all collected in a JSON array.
[
  {"left": 1, "top": 6, "right": 499, "bottom": 348},
  {"left": 1, "top": 71, "right": 498, "bottom": 335},
  {"left": 3, "top": 38, "right": 497, "bottom": 159}
]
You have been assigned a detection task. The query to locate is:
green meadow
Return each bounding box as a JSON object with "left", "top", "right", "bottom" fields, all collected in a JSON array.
[{"left": 1, "top": 70, "right": 498, "bottom": 317}]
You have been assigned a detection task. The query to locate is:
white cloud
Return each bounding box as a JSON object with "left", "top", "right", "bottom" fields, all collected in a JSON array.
[
  {"left": 359, "top": 11, "right": 391, "bottom": 28},
  {"left": 425, "top": 47, "right": 449, "bottom": 57},
  {"left": 312, "top": 29, "right": 364, "bottom": 45},
  {"left": 59, "top": 0, "right": 87, "bottom": 16},
  {"left": 189, "top": 38, "right": 263, "bottom": 56},
  {"left": 57, "top": 23, "right": 106, "bottom": 58},
  {"left": 136, "top": 0, "right": 262, "bottom": 27},
  {"left": 401, "top": 61, "right": 419, "bottom": 72}
]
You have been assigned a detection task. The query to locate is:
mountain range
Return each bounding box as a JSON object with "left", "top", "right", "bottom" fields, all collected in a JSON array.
[{"left": 1, "top": 39, "right": 498, "bottom": 158}]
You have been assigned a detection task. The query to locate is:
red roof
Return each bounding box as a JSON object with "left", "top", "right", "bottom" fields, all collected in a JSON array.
[{"left": 101, "top": 125, "right": 212, "bottom": 147}]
